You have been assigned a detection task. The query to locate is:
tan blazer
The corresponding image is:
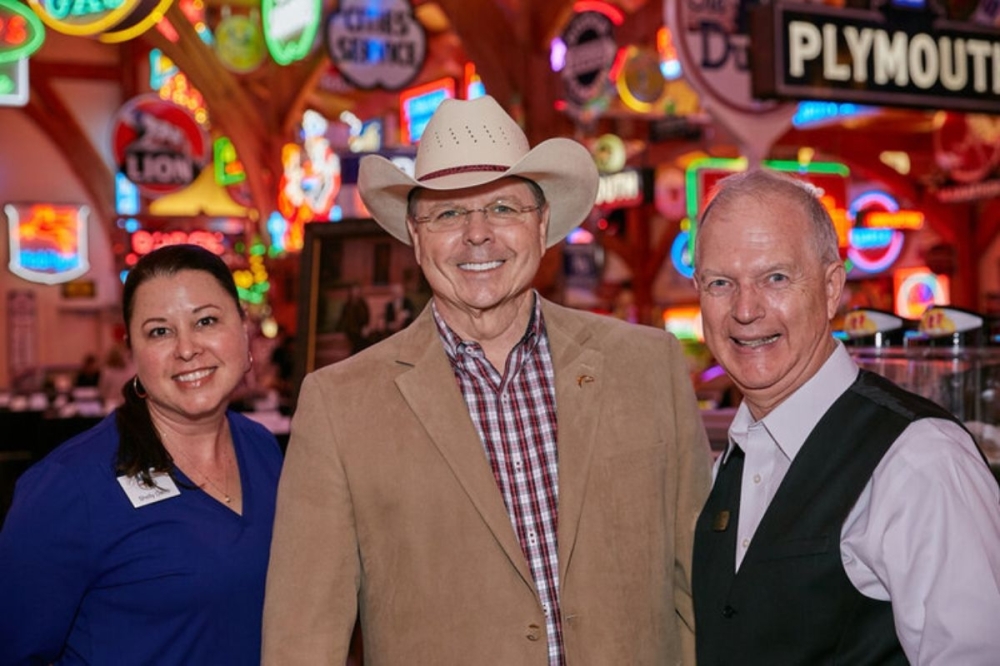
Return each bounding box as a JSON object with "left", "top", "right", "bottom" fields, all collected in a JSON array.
[{"left": 262, "top": 298, "right": 712, "bottom": 665}]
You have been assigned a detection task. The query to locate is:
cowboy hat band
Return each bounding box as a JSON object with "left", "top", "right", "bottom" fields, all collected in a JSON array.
[
  {"left": 357, "top": 96, "right": 599, "bottom": 247},
  {"left": 419, "top": 164, "right": 510, "bottom": 182}
]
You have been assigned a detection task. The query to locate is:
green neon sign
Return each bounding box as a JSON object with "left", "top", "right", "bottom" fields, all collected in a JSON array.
[
  {"left": 261, "top": 0, "right": 321, "bottom": 66},
  {"left": 214, "top": 137, "right": 247, "bottom": 187},
  {"left": 684, "top": 157, "right": 850, "bottom": 222},
  {"left": 0, "top": 0, "right": 46, "bottom": 63}
]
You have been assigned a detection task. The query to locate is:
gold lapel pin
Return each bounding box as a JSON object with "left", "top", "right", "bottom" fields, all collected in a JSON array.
[
  {"left": 713, "top": 510, "right": 731, "bottom": 532},
  {"left": 577, "top": 374, "right": 595, "bottom": 387}
]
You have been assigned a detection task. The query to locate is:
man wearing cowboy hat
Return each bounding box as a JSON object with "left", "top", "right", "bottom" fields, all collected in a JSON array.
[{"left": 262, "top": 96, "right": 712, "bottom": 665}]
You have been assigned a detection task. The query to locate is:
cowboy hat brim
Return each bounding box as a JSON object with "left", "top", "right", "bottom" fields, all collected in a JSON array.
[{"left": 358, "top": 137, "right": 598, "bottom": 247}]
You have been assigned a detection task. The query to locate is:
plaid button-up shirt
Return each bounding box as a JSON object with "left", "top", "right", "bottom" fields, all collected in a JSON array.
[{"left": 434, "top": 296, "right": 564, "bottom": 665}]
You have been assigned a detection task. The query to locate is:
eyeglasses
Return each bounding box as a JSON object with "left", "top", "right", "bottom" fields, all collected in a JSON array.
[{"left": 411, "top": 201, "right": 543, "bottom": 233}]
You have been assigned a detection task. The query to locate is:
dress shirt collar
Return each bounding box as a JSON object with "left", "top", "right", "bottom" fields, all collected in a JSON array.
[
  {"left": 723, "top": 341, "right": 859, "bottom": 465},
  {"left": 431, "top": 291, "right": 542, "bottom": 362}
]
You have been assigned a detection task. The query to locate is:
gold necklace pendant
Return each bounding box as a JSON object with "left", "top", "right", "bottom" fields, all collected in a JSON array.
[{"left": 162, "top": 429, "right": 234, "bottom": 504}]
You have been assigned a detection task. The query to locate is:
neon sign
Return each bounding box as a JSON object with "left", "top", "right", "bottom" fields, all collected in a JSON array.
[
  {"left": 559, "top": 6, "right": 619, "bottom": 106},
  {"left": 110, "top": 94, "right": 210, "bottom": 197},
  {"left": 266, "top": 211, "right": 288, "bottom": 253},
  {"left": 615, "top": 46, "right": 665, "bottom": 113},
  {"left": 670, "top": 224, "right": 694, "bottom": 279},
  {"left": 662, "top": 306, "right": 703, "bottom": 341},
  {"left": 262, "top": 0, "right": 321, "bottom": 65},
  {"left": 0, "top": 58, "right": 28, "bottom": 107},
  {"left": 595, "top": 169, "right": 643, "bottom": 208},
  {"left": 128, "top": 229, "right": 226, "bottom": 261},
  {"left": 678, "top": 158, "right": 914, "bottom": 279},
  {"left": 148, "top": 48, "right": 177, "bottom": 89},
  {"left": 233, "top": 240, "right": 270, "bottom": 305},
  {"left": 324, "top": 0, "right": 426, "bottom": 90},
  {"left": 214, "top": 137, "right": 246, "bottom": 187},
  {"left": 214, "top": 13, "right": 266, "bottom": 73},
  {"left": 5, "top": 203, "right": 90, "bottom": 284},
  {"left": 846, "top": 190, "right": 908, "bottom": 274},
  {"left": 464, "top": 62, "right": 485, "bottom": 99},
  {"left": 0, "top": 0, "right": 45, "bottom": 62},
  {"left": 28, "top": 0, "right": 141, "bottom": 36},
  {"left": 340, "top": 110, "right": 382, "bottom": 153},
  {"left": 399, "top": 77, "right": 455, "bottom": 144},
  {"left": 277, "top": 110, "right": 341, "bottom": 249},
  {"left": 686, "top": 158, "right": 851, "bottom": 255},
  {"left": 115, "top": 172, "right": 140, "bottom": 215},
  {"left": 894, "top": 267, "right": 949, "bottom": 319},
  {"left": 98, "top": 0, "right": 174, "bottom": 43},
  {"left": 864, "top": 210, "right": 924, "bottom": 230},
  {"left": 847, "top": 229, "right": 904, "bottom": 273},
  {"left": 792, "top": 102, "right": 876, "bottom": 128}
]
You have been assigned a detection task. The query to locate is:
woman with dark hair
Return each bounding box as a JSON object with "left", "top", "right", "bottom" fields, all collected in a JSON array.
[{"left": 0, "top": 244, "right": 283, "bottom": 665}]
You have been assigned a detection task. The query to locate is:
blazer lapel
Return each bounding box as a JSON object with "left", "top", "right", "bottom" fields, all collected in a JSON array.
[
  {"left": 541, "top": 301, "right": 605, "bottom": 584},
  {"left": 393, "top": 307, "right": 535, "bottom": 590}
]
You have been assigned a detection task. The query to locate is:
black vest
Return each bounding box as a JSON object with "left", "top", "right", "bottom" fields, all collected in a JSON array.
[{"left": 693, "top": 370, "right": 965, "bottom": 666}]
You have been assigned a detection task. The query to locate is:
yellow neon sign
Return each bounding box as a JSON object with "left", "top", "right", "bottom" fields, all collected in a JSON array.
[
  {"left": 99, "top": 0, "right": 175, "bottom": 43},
  {"left": 28, "top": 0, "right": 141, "bottom": 36}
]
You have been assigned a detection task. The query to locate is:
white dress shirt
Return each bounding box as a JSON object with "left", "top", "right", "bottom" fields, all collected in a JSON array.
[{"left": 719, "top": 342, "right": 1000, "bottom": 665}]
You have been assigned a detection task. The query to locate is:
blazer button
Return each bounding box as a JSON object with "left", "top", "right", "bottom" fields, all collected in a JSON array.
[
  {"left": 526, "top": 624, "right": 542, "bottom": 641},
  {"left": 722, "top": 605, "right": 737, "bottom": 619}
]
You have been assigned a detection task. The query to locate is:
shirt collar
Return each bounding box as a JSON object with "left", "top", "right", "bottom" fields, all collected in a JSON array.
[
  {"left": 432, "top": 291, "right": 543, "bottom": 361},
  {"left": 723, "top": 341, "right": 859, "bottom": 464}
]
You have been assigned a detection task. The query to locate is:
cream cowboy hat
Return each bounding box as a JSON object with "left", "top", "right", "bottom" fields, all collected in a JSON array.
[{"left": 358, "top": 95, "right": 599, "bottom": 247}]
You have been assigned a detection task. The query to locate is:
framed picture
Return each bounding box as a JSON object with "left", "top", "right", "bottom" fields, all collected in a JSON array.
[{"left": 293, "top": 219, "right": 429, "bottom": 404}]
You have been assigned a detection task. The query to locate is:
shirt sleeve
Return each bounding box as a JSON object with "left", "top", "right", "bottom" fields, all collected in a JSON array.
[
  {"left": 841, "top": 418, "right": 1000, "bottom": 665},
  {"left": 0, "top": 458, "right": 95, "bottom": 665}
]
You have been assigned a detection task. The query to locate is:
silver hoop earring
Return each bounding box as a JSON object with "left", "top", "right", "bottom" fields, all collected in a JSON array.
[{"left": 132, "top": 376, "right": 148, "bottom": 399}]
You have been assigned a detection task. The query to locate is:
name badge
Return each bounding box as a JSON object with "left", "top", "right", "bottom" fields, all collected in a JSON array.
[{"left": 118, "top": 471, "right": 181, "bottom": 508}]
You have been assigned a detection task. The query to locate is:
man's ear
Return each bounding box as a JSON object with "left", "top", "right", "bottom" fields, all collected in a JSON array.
[
  {"left": 825, "top": 260, "right": 847, "bottom": 320},
  {"left": 407, "top": 218, "right": 423, "bottom": 266},
  {"left": 539, "top": 204, "right": 550, "bottom": 252}
]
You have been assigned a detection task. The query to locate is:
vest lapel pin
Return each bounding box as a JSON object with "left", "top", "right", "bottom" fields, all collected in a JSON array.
[
  {"left": 713, "top": 510, "right": 731, "bottom": 532},
  {"left": 576, "top": 374, "right": 595, "bottom": 387}
]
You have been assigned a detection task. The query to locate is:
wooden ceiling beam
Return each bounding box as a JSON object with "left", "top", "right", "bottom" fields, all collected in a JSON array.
[
  {"left": 29, "top": 61, "right": 120, "bottom": 80},
  {"left": 22, "top": 76, "right": 117, "bottom": 236},
  {"left": 431, "top": 0, "right": 520, "bottom": 106},
  {"left": 141, "top": 2, "right": 277, "bottom": 220}
]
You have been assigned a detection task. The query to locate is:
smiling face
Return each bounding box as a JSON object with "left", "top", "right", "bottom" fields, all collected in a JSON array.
[
  {"left": 694, "top": 191, "right": 845, "bottom": 419},
  {"left": 128, "top": 269, "right": 249, "bottom": 427},
  {"left": 407, "top": 177, "right": 548, "bottom": 335}
]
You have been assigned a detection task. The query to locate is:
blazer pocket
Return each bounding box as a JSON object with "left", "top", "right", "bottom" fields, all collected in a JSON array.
[{"left": 755, "top": 534, "right": 835, "bottom": 562}]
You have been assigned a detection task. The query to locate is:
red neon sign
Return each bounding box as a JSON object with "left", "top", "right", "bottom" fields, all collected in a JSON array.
[
  {"left": 399, "top": 77, "right": 455, "bottom": 144},
  {"left": 5, "top": 203, "right": 90, "bottom": 284},
  {"left": 129, "top": 229, "right": 226, "bottom": 259}
]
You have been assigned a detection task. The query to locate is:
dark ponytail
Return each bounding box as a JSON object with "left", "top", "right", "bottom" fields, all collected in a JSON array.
[{"left": 115, "top": 376, "right": 172, "bottom": 487}]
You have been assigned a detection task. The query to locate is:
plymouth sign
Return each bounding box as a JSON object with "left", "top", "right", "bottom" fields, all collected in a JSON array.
[{"left": 751, "top": 1, "right": 1000, "bottom": 113}]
